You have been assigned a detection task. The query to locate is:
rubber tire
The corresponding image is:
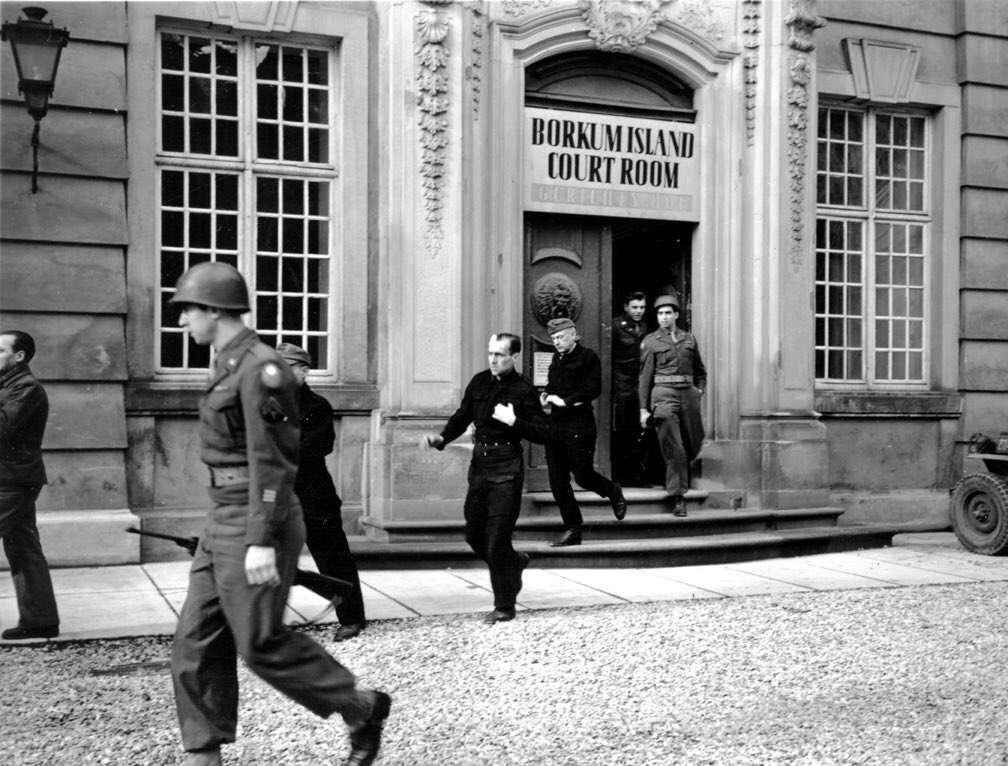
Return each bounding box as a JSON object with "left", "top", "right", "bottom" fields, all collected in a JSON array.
[{"left": 950, "top": 472, "right": 1008, "bottom": 556}]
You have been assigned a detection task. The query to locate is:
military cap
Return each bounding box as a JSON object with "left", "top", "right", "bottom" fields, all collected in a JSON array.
[
  {"left": 276, "top": 342, "right": 312, "bottom": 367},
  {"left": 654, "top": 294, "right": 680, "bottom": 311},
  {"left": 547, "top": 317, "right": 576, "bottom": 335},
  {"left": 170, "top": 261, "right": 251, "bottom": 312}
]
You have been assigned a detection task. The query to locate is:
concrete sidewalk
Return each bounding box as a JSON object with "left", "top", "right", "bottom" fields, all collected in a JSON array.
[{"left": 3, "top": 532, "right": 1006, "bottom": 643}]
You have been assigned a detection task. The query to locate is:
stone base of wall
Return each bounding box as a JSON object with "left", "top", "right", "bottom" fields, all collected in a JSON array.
[
  {"left": 831, "top": 489, "right": 952, "bottom": 528},
  {"left": 0, "top": 509, "right": 138, "bottom": 569}
]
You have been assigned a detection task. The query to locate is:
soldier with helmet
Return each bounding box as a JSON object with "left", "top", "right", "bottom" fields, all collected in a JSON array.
[
  {"left": 638, "top": 294, "right": 707, "bottom": 517},
  {"left": 169, "top": 261, "right": 390, "bottom": 766}
]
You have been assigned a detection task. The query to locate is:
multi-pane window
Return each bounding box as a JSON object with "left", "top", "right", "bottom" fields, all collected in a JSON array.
[
  {"left": 157, "top": 31, "right": 336, "bottom": 372},
  {"left": 815, "top": 107, "right": 929, "bottom": 386}
]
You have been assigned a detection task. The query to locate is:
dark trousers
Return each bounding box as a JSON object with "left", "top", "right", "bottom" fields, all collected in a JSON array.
[
  {"left": 304, "top": 516, "right": 366, "bottom": 625},
  {"left": 0, "top": 485, "right": 59, "bottom": 629},
  {"left": 612, "top": 378, "right": 642, "bottom": 484},
  {"left": 545, "top": 426, "right": 616, "bottom": 530},
  {"left": 171, "top": 488, "right": 369, "bottom": 752},
  {"left": 652, "top": 386, "right": 705, "bottom": 497},
  {"left": 463, "top": 446, "right": 525, "bottom": 610}
]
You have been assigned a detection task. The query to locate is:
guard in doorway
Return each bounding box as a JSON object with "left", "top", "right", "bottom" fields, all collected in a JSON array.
[
  {"left": 611, "top": 291, "right": 649, "bottom": 486},
  {"left": 540, "top": 317, "right": 626, "bottom": 547},
  {"left": 638, "top": 294, "right": 706, "bottom": 516}
]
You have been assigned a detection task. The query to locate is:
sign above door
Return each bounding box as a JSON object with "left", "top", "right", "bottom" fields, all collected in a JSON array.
[{"left": 524, "top": 106, "right": 700, "bottom": 222}]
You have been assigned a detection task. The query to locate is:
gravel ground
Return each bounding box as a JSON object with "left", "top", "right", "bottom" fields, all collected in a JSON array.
[{"left": 2, "top": 581, "right": 1007, "bottom": 766}]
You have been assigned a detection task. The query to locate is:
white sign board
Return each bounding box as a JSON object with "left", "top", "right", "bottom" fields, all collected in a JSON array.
[
  {"left": 524, "top": 106, "right": 699, "bottom": 222},
  {"left": 532, "top": 352, "right": 553, "bottom": 387}
]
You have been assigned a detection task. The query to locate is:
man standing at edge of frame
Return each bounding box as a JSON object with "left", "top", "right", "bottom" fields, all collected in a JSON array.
[
  {"left": 169, "top": 261, "right": 389, "bottom": 766},
  {"left": 638, "top": 293, "right": 706, "bottom": 517},
  {"left": 421, "top": 333, "right": 540, "bottom": 624}
]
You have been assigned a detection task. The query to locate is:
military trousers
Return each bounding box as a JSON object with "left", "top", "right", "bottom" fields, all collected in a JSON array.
[
  {"left": 650, "top": 385, "right": 705, "bottom": 497},
  {"left": 171, "top": 486, "right": 371, "bottom": 752},
  {"left": 463, "top": 445, "right": 525, "bottom": 610},
  {"left": 0, "top": 485, "right": 59, "bottom": 630}
]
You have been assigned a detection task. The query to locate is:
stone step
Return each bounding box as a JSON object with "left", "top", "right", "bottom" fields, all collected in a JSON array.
[
  {"left": 360, "top": 505, "right": 844, "bottom": 543},
  {"left": 348, "top": 524, "right": 902, "bottom": 570},
  {"left": 524, "top": 487, "right": 709, "bottom": 517}
]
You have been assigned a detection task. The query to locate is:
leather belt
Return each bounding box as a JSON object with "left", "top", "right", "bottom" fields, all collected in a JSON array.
[
  {"left": 475, "top": 441, "right": 520, "bottom": 448},
  {"left": 654, "top": 374, "right": 692, "bottom": 384},
  {"left": 208, "top": 465, "right": 250, "bottom": 487}
]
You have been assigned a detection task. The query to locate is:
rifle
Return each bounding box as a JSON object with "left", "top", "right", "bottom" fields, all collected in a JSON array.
[{"left": 126, "top": 527, "right": 352, "bottom": 604}]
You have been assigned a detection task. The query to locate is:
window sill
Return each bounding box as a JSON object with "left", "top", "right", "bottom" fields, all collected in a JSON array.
[
  {"left": 126, "top": 381, "right": 379, "bottom": 415},
  {"left": 814, "top": 391, "right": 962, "bottom": 418}
]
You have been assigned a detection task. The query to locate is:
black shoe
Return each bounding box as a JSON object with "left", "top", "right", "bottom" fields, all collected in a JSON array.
[
  {"left": 334, "top": 623, "right": 364, "bottom": 642},
  {"left": 347, "top": 690, "right": 392, "bottom": 766},
  {"left": 670, "top": 495, "right": 687, "bottom": 517},
  {"left": 483, "top": 608, "right": 516, "bottom": 624},
  {"left": 514, "top": 552, "right": 531, "bottom": 596},
  {"left": 610, "top": 483, "right": 627, "bottom": 521},
  {"left": 548, "top": 528, "right": 582, "bottom": 547},
  {"left": 1, "top": 624, "right": 58, "bottom": 640}
]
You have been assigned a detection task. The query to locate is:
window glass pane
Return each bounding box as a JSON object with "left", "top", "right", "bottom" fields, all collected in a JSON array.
[
  {"left": 282, "top": 258, "right": 305, "bottom": 292},
  {"left": 216, "top": 174, "right": 238, "bottom": 210},
  {"left": 257, "top": 295, "right": 278, "bottom": 330},
  {"left": 190, "top": 118, "right": 211, "bottom": 154},
  {"left": 257, "top": 255, "right": 278, "bottom": 291},
  {"left": 162, "top": 116, "right": 184, "bottom": 152},
  {"left": 256, "top": 44, "right": 278, "bottom": 79},
  {"left": 189, "top": 76, "right": 211, "bottom": 113},
  {"left": 258, "top": 84, "right": 278, "bottom": 120},
  {"left": 910, "top": 117, "right": 925, "bottom": 148},
  {"left": 283, "top": 125, "right": 304, "bottom": 161},
  {"left": 189, "top": 37, "right": 212, "bottom": 74},
  {"left": 282, "top": 47, "right": 303, "bottom": 82},
  {"left": 307, "top": 50, "right": 328, "bottom": 85},
  {"left": 283, "top": 86, "right": 303, "bottom": 122},
  {"left": 162, "top": 171, "right": 184, "bottom": 206},
  {"left": 162, "top": 74, "right": 184, "bottom": 111},
  {"left": 162, "top": 33, "right": 185, "bottom": 70},
  {"left": 257, "top": 124, "right": 279, "bottom": 159},
  {"left": 218, "top": 81, "right": 238, "bottom": 116},
  {"left": 215, "top": 40, "right": 237, "bottom": 77}
]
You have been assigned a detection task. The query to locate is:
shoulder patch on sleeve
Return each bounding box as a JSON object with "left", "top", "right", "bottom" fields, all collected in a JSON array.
[{"left": 261, "top": 362, "right": 283, "bottom": 389}]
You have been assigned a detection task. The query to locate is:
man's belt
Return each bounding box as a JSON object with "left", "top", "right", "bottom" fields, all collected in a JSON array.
[
  {"left": 474, "top": 440, "right": 520, "bottom": 448},
  {"left": 654, "top": 374, "right": 693, "bottom": 384},
  {"left": 208, "top": 465, "right": 250, "bottom": 487}
]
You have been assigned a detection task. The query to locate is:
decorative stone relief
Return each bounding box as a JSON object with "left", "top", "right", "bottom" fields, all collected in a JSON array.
[
  {"left": 502, "top": 0, "right": 553, "bottom": 17},
  {"left": 578, "top": 0, "right": 673, "bottom": 53},
  {"left": 530, "top": 273, "right": 583, "bottom": 326},
  {"left": 742, "top": 0, "right": 761, "bottom": 145},
  {"left": 471, "top": 5, "right": 484, "bottom": 118},
  {"left": 669, "top": 0, "right": 725, "bottom": 42},
  {"left": 843, "top": 39, "right": 920, "bottom": 103},
  {"left": 211, "top": 0, "right": 297, "bottom": 32},
  {"left": 416, "top": 9, "right": 450, "bottom": 257},
  {"left": 785, "top": 0, "right": 825, "bottom": 273}
]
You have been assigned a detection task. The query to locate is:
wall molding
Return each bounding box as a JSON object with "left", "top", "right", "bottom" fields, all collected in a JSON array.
[{"left": 416, "top": 8, "right": 451, "bottom": 257}]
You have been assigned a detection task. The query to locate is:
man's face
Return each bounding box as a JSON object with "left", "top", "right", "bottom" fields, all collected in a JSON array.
[
  {"left": 0, "top": 334, "right": 23, "bottom": 374},
  {"left": 488, "top": 336, "right": 517, "bottom": 376},
  {"left": 550, "top": 327, "right": 577, "bottom": 354},
  {"left": 625, "top": 299, "right": 646, "bottom": 322},
  {"left": 284, "top": 362, "right": 309, "bottom": 387},
  {"left": 656, "top": 306, "right": 677, "bottom": 330},
  {"left": 177, "top": 304, "right": 218, "bottom": 346}
]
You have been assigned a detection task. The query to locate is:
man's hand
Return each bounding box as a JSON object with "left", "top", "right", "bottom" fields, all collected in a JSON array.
[
  {"left": 639, "top": 409, "right": 651, "bottom": 429},
  {"left": 539, "top": 392, "right": 549, "bottom": 408},
  {"left": 420, "top": 433, "right": 444, "bottom": 450},
  {"left": 245, "top": 545, "right": 280, "bottom": 586},
  {"left": 544, "top": 394, "right": 566, "bottom": 408},
  {"left": 493, "top": 402, "right": 517, "bottom": 426}
]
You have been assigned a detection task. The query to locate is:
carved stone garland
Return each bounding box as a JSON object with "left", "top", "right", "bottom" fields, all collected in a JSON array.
[
  {"left": 579, "top": 0, "right": 673, "bottom": 53},
  {"left": 471, "top": 4, "right": 484, "bottom": 118},
  {"left": 785, "top": 0, "right": 825, "bottom": 273},
  {"left": 416, "top": 9, "right": 450, "bottom": 257},
  {"left": 502, "top": 0, "right": 552, "bottom": 17},
  {"left": 670, "top": 0, "right": 724, "bottom": 42},
  {"left": 742, "top": 0, "right": 761, "bottom": 145}
]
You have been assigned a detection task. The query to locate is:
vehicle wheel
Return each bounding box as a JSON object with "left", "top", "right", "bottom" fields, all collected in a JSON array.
[{"left": 950, "top": 472, "right": 1008, "bottom": 556}]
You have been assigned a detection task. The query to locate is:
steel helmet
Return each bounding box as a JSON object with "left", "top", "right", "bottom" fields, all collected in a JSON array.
[
  {"left": 170, "top": 261, "right": 251, "bottom": 312},
  {"left": 654, "top": 293, "right": 680, "bottom": 311}
]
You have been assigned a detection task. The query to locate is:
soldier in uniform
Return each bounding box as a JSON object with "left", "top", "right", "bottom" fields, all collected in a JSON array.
[
  {"left": 276, "top": 343, "right": 366, "bottom": 642},
  {"left": 611, "top": 292, "right": 648, "bottom": 486},
  {"left": 638, "top": 294, "right": 706, "bottom": 517},
  {"left": 541, "top": 317, "right": 626, "bottom": 547},
  {"left": 169, "top": 262, "right": 389, "bottom": 766},
  {"left": 421, "top": 333, "right": 541, "bottom": 624}
]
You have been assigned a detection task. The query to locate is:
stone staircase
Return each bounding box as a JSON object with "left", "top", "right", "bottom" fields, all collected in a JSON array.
[{"left": 354, "top": 487, "right": 902, "bottom": 569}]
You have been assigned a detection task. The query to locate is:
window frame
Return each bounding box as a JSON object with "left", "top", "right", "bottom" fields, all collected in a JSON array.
[{"left": 814, "top": 104, "right": 933, "bottom": 392}]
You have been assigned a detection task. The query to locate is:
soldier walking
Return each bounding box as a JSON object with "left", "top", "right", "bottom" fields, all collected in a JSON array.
[
  {"left": 638, "top": 294, "right": 706, "bottom": 516},
  {"left": 169, "top": 262, "right": 389, "bottom": 766},
  {"left": 611, "top": 292, "right": 649, "bottom": 486}
]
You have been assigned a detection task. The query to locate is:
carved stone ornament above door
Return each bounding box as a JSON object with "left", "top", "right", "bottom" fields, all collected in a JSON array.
[
  {"left": 578, "top": 0, "right": 674, "bottom": 53},
  {"left": 530, "top": 273, "right": 583, "bottom": 325}
]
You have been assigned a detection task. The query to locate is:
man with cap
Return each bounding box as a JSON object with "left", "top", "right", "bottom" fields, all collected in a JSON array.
[
  {"left": 276, "top": 342, "right": 367, "bottom": 642},
  {"left": 169, "top": 261, "right": 390, "bottom": 766},
  {"left": 638, "top": 294, "right": 707, "bottom": 516},
  {"left": 540, "top": 317, "right": 626, "bottom": 547},
  {"left": 611, "top": 291, "right": 649, "bottom": 486}
]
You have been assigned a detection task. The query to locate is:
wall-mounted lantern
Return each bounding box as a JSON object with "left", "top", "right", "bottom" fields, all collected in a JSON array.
[{"left": 1, "top": 6, "right": 70, "bottom": 193}]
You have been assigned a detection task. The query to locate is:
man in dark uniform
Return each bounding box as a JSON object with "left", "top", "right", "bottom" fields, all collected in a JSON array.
[
  {"left": 169, "top": 262, "right": 389, "bottom": 766},
  {"left": 638, "top": 294, "right": 707, "bottom": 517},
  {"left": 541, "top": 317, "right": 626, "bottom": 547},
  {"left": 0, "top": 330, "right": 60, "bottom": 641},
  {"left": 422, "top": 333, "right": 542, "bottom": 624},
  {"left": 611, "top": 292, "right": 648, "bottom": 486},
  {"left": 276, "top": 343, "right": 366, "bottom": 642}
]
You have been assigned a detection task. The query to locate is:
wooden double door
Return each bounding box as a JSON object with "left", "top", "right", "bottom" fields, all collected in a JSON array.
[{"left": 522, "top": 213, "right": 693, "bottom": 491}]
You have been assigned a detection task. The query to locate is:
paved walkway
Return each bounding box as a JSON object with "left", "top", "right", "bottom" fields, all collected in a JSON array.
[{"left": 3, "top": 532, "right": 1007, "bottom": 643}]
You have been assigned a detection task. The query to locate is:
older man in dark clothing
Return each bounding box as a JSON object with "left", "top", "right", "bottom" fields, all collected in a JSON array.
[
  {"left": 541, "top": 317, "right": 626, "bottom": 547},
  {"left": 0, "top": 330, "right": 60, "bottom": 641},
  {"left": 276, "top": 343, "right": 366, "bottom": 642}
]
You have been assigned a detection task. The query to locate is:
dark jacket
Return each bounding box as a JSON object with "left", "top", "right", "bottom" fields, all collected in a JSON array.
[
  {"left": 0, "top": 363, "right": 49, "bottom": 486},
  {"left": 438, "top": 367, "right": 545, "bottom": 447},
  {"left": 611, "top": 313, "right": 647, "bottom": 374},
  {"left": 200, "top": 328, "right": 301, "bottom": 546},
  {"left": 544, "top": 342, "right": 601, "bottom": 429},
  {"left": 293, "top": 383, "right": 341, "bottom": 519}
]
